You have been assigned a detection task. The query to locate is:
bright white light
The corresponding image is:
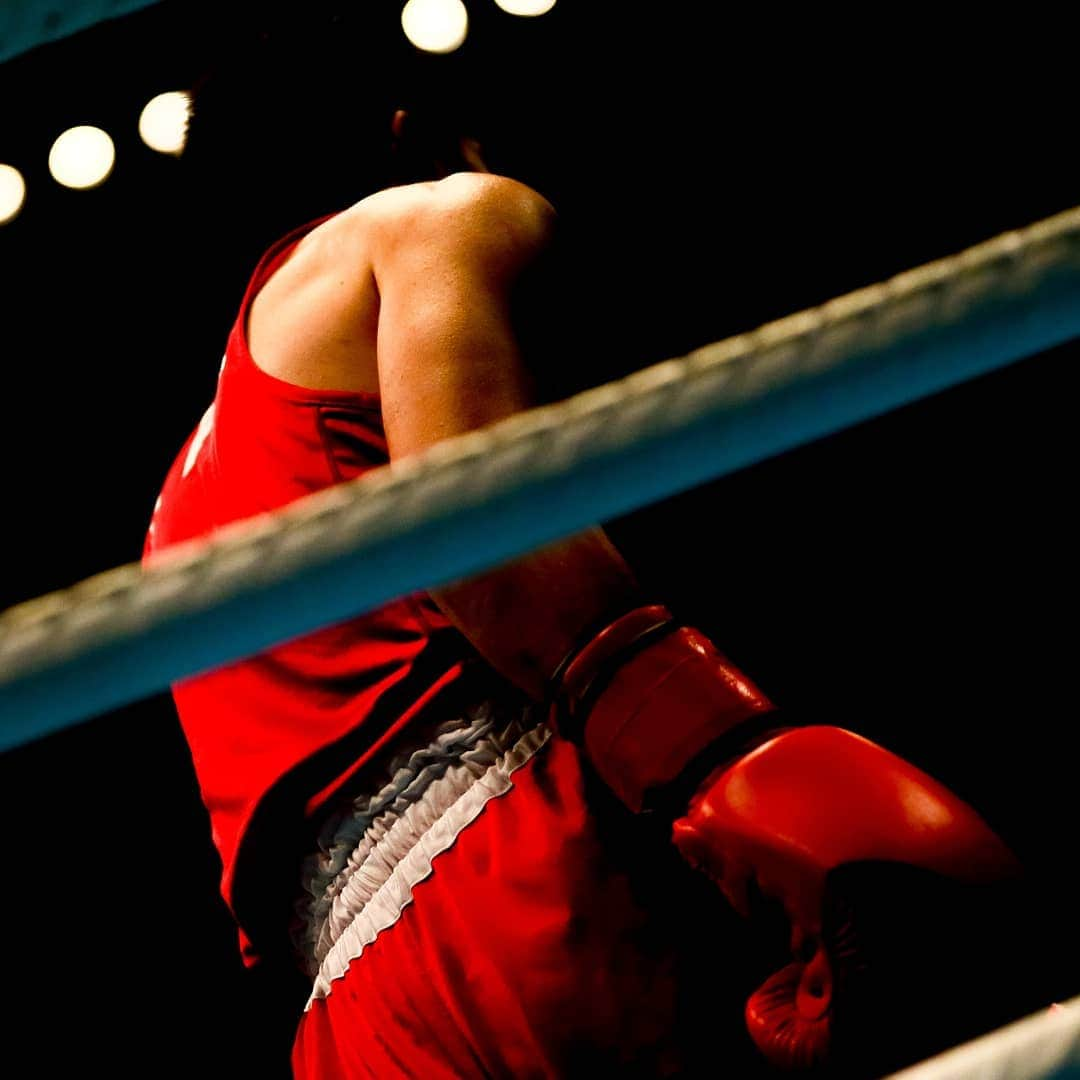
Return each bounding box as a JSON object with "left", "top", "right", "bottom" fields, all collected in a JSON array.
[
  {"left": 494, "top": 0, "right": 557, "bottom": 14},
  {"left": 48, "top": 125, "right": 115, "bottom": 189},
  {"left": 401, "top": 0, "right": 468, "bottom": 54},
  {"left": 139, "top": 91, "right": 191, "bottom": 155},
  {"left": 0, "top": 164, "right": 27, "bottom": 224}
]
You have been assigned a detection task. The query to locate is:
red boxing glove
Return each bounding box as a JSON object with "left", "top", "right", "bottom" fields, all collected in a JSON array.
[
  {"left": 671, "top": 727, "right": 1020, "bottom": 1069},
  {"left": 551, "top": 606, "right": 1022, "bottom": 1071}
]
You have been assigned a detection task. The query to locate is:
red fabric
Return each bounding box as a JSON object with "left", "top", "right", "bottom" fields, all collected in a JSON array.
[
  {"left": 291, "top": 736, "right": 684, "bottom": 1079},
  {"left": 145, "top": 221, "right": 727, "bottom": 1076},
  {"left": 142, "top": 216, "right": 470, "bottom": 948}
]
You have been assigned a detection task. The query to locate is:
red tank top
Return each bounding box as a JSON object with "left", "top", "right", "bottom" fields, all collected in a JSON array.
[{"left": 143, "top": 217, "right": 485, "bottom": 965}]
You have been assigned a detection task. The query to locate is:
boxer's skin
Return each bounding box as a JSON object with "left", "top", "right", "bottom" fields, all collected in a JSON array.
[{"left": 247, "top": 109, "right": 641, "bottom": 699}]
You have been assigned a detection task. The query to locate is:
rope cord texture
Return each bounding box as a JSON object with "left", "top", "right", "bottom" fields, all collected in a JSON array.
[
  {"left": 0, "top": 0, "right": 159, "bottom": 63},
  {"left": 2, "top": 204, "right": 1080, "bottom": 749},
  {"left": 885, "top": 997, "right": 1080, "bottom": 1080}
]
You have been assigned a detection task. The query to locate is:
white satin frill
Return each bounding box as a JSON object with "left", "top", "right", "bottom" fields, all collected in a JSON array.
[{"left": 297, "top": 701, "right": 551, "bottom": 1009}]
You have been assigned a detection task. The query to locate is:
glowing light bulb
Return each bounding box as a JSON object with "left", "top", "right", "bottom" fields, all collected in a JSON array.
[
  {"left": 0, "top": 164, "right": 27, "bottom": 224},
  {"left": 49, "top": 125, "right": 115, "bottom": 189},
  {"left": 494, "top": 0, "right": 557, "bottom": 15},
  {"left": 401, "top": 0, "right": 469, "bottom": 54},
  {"left": 139, "top": 91, "right": 191, "bottom": 155}
]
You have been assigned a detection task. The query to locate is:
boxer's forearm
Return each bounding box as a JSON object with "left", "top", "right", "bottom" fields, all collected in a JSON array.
[{"left": 429, "top": 526, "right": 640, "bottom": 700}]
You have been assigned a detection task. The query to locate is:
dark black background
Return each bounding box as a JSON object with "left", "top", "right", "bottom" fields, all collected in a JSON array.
[{"left": 0, "top": 4, "right": 1077, "bottom": 1076}]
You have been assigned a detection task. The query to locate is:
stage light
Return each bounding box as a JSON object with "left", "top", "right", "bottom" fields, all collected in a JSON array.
[
  {"left": 401, "top": 0, "right": 469, "bottom": 54},
  {"left": 494, "top": 0, "right": 556, "bottom": 15},
  {"left": 49, "top": 125, "right": 115, "bottom": 189},
  {"left": 139, "top": 91, "right": 191, "bottom": 155},
  {"left": 0, "top": 164, "right": 27, "bottom": 224}
]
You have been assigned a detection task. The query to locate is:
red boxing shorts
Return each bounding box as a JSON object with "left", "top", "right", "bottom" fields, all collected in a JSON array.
[{"left": 290, "top": 701, "right": 690, "bottom": 1078}]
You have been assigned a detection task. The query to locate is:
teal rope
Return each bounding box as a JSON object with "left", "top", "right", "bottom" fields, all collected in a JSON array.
[
  {"left": 0, "top": 0, "right": 160, "bottom": 64},
  {"left": 2, "top": 206, "right": 1080, "bottom": 750}
]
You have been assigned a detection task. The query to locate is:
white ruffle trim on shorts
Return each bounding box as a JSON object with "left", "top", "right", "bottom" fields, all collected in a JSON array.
[{"left": 298, "top": 702, "right": 551, "bottom": 1008}]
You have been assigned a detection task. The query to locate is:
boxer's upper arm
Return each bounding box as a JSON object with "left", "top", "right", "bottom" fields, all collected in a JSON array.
[{"left": 369, "top": 174, "right": 557, "bottom": 460}]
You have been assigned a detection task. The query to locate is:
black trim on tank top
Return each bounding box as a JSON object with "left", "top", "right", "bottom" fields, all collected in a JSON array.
[{"left": 230, "top": 629, "right": 523, "bottom": 969}]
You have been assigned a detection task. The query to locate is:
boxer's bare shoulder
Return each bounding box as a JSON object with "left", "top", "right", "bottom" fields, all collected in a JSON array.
[
  {"left": 247, "top": 173, "right": 555, "bottom": 396},
  {"left": 358, "top": 172, "right": 557, "bottom": 277}
]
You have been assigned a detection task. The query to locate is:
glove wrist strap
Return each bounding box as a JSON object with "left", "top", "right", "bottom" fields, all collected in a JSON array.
[
  {"left": 550, "top": 603, "right": 779, "bottom": 811},
  {"left": 553, "top": 604, "right": 677, "bottom": 743}
]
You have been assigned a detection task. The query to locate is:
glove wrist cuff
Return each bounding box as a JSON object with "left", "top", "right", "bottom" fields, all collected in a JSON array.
[
  {"left": 554, "top": 604, "right": 677, "bottom": 742},
  {"left": 550, "top": 603, "right": 778, "bottom": 812}
]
